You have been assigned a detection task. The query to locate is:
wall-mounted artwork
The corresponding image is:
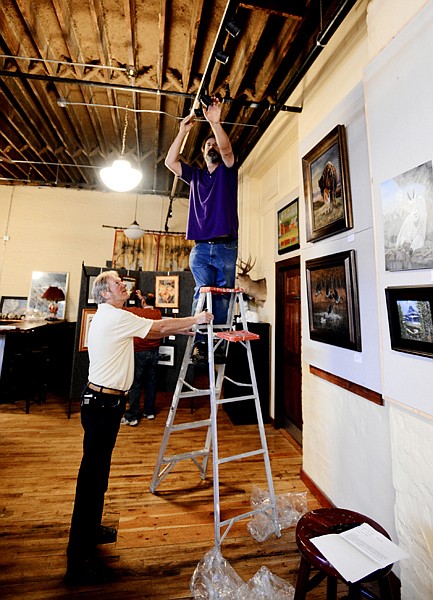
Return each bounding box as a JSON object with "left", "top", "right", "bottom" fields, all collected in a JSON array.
[
  {"left": 277, "top": 198, "right": 299, "bottom": 254},
  {"left": 302, "top": 124, "right": 353, "bottom": 242},
  {"left": 385, "top": 287, "right": 433, "bottom": 358},
  {"left": 381, "top": 160, "right": 433, "bottom": 271},
  {"left": 155, "top": 275, "right": 179, "bottom": 308},
  {"left": 306, "top": 250, "right": 361, "bottom": 351},
  {"left": 27, "top": 271, "right": 68, "bottom": 319}
]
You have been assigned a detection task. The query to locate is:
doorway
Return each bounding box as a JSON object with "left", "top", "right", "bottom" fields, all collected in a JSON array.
[{"left": 275, "top": 256, "right": 302, "bottom": 444}]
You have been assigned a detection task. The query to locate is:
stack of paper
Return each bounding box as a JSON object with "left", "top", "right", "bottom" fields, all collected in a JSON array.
[{"left": 311, "top": 523, "right": 409, "bottom": 583}]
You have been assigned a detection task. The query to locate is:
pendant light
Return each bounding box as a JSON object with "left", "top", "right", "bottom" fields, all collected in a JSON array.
[
  {"left": 100, "top": 106, "right": 142, "bottom": 192},
  {"left": 124, "top": 194, "right": 145, "bottom": 240}
]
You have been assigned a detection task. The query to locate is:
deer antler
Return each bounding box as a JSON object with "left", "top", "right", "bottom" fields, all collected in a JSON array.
[{"left": 236, "top": 254, "right": 256, "bottom": 275}]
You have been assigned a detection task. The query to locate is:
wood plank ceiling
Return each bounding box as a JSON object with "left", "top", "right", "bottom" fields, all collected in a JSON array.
[{"left": 0, "top": 0, "right": 358, "bottom": 200}]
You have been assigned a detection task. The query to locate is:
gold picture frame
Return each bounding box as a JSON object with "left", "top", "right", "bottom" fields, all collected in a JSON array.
[
  {"left": 155, "top": 275, "right": 179, "bottom": 308},
  {"left": 78, "top": 307, "right": 97, "bottom": 352},
  {"left": 302, "top": 124, "right": 353, "bottom": 242}
]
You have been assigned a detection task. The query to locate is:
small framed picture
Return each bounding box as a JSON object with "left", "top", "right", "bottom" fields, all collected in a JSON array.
[
  {"left": 302, "top": 124, "right": 353, "bottom": 243},
  {"left": 385, "top": 287, "right": 433, "bottom": 358},
  {"left": 0, "top": 296, "right": 27, "bottom": 318},
  {"left": 78, "top": 308, "right": 97, "bottom": 352},
  {"left": 277, "top": 198, "right": 300, "bottom": 254},
  {"left": 305, "top": 249, "right": 361, "bottom": 351},
  {"left": 86, "top": 275, "right": 97, "bottom": 304},
  {"left": 122, "top": 276, "right": 137, "bottom": 304},
  {"left": 158, "top": 345, "right": 175, "bottom": 367},
  {"left": 155, "top": 275, "right": 179, "bottom": 308}
]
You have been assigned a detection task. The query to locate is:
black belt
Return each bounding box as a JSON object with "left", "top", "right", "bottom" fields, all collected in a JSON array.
[
  {"left": 195, "top": 237, "right": 236, "bottom": 244},
  {"left": 88, "top": 382, "right": 129, "bottom": 396}
]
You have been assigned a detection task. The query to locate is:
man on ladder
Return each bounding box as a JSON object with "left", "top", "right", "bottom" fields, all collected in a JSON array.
[
  {"left": 164, "top": 106, "right": 280, "bottom": 548},
  {"left": 165, "top": 95, "right": 238, "bottom": 365}
]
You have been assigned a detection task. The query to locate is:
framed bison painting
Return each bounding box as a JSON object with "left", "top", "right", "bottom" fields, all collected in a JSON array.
[{"left": 302, "top": 124, "right": 353, "bottom": 242}]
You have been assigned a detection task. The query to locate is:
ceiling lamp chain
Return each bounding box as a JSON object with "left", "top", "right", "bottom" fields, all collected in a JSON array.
[{"left": 100, "top": 102, "right": 143, "bottom": 192}]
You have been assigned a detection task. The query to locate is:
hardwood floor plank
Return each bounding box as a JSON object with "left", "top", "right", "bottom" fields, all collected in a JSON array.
[{"left": 0, "top": 391, "right": 339, "bottom": 598}]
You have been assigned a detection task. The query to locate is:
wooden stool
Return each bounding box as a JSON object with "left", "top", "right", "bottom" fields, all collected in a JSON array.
[{"left": 295, "top": 508, "right": 394, "bottom": 600}]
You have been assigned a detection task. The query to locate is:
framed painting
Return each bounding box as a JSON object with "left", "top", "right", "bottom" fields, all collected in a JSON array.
[
  {"left": 155, "top": 275, "right": 179, "bottom": 308},
  {"left": 158, "top": 345, "right": 175, "bottom": 367},
  {"left": 0, "top": 296, "right": 27, "bottom": 318},
  {"left": 302, "top": 124, "right": 353, "bottom": 242},
  {"left": 78, "top": 308, "right": 97, "bottom": 352},
  {"left": 27, "top": 271, "right": 68, "bottom": 319},
  {"left": 86, "top": 275, "right": 97, "bottom": 304},
  {"left": 122, "top": 276, "right": 137, "bottom": 305},
  {"left": 277, "top": 198, "right": 300, "bottom": 254},
  {"left": 381, "top": 160, "right": 433, "bottom": 272},
  {"left": 385, "top": 287, "right": 433, "bottom": 358},
  {"left": 305, "top": 249, "right": 361, "bottom": 351}
]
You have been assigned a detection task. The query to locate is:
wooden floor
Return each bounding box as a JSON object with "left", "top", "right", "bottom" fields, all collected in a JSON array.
[{"left": 0, "top": 388, "right": 338, "bottom": 599}]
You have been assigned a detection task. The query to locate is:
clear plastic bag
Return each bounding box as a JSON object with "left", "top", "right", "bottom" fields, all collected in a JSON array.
[
  {"left": 248, "top": 486, "right": 307, "bottom": 542},
  {"left": 190, "top": 547, "right": 244, "bottom": 599},
  {"left": 237, "top": 566, "right": 295, "bottom": 600}
]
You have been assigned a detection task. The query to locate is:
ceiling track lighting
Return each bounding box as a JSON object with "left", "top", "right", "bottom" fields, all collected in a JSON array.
[
  {"left": 99, "top": 103, "right": 142, "bottom": 192},
  {"left": 200, "top": 94, "right": 213, "bottom": 108},
  {"left": 215, "top": 50, "right": 229, "bottom": 65},
  {"left": 225, "top": 19, "right": 240, "bottom": 37}
]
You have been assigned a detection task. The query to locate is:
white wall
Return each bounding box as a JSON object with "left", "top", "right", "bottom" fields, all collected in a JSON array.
[
  {"left": 0, "top": 186, "right": 189, "bottom": 321},
  {"left": 239, "top": 0, "right": 433, "bottom": 596}
]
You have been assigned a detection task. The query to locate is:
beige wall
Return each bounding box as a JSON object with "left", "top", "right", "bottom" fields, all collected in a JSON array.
[{"left": 0, "top": 186, "right": 189, "bottom": 321}]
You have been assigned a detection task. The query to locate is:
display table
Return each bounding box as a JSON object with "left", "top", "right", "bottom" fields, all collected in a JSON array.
[{"left": 0, "top": 320, "right": 75, "bottom": 411}]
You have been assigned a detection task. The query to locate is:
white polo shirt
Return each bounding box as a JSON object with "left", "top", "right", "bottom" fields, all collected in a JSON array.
[{"left": 88, "top": 303, "right": 153, "bottom": 391}]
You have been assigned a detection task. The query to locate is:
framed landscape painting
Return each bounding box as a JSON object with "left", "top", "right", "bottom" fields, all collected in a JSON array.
[
  {"left": 305, "top": 249, "right": 361, "bottom": 351},
  {"left": 302, "top": 124, "right": 353, "bottom": 242},
  {"left": 385, "top": 287, "right": 433, "bottom": 358},
  {"left": 277, "top": 198, "right": 300, "bottom": 254}
]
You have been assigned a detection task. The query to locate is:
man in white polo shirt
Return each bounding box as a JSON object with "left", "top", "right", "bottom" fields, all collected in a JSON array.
[{"left": 65, "top": 270, "right": 213, "bottom": 586}]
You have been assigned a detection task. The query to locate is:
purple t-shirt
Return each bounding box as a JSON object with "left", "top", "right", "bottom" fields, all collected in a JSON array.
[{"left": 180, "top": 161, "right": 238, "bottom": 241}]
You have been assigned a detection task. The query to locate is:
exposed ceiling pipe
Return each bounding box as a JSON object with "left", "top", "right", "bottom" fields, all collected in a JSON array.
[
  {"left": 237, "top": 0, "right": 358, "bottom": 166},
  {"left": 0, "top": 70, "right": 196, "bottom": 100}
]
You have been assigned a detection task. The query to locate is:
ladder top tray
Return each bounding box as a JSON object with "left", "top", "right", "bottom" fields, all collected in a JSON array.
[
  {"left": 199, "top": 286, "right": 244, "bottom": 295},
  {"left": 216, "top": 330, "right": 260, "bottom": 342}
]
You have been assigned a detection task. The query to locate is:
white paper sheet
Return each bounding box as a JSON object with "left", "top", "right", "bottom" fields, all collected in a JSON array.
[{"left": 310, "top": 523, "right": 409, "bottom": 583}]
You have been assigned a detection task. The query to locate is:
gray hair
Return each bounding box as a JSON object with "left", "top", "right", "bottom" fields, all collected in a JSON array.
[{"left": 92, "top": 270, "right": 119, "bottom": 304}]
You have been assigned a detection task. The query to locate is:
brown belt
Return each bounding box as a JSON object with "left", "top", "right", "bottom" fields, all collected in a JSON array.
[{"left": 88, "top": 382, "right": 129, "bottom": 396}]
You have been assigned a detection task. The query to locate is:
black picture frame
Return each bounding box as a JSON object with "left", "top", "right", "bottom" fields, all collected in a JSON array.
[
  {"left": 385, "top": 287, "right": 433, "bottom": 358},
  {"left": 0, "top": 296, "right": 27, "bottom": 318},
  {"left": 277, "top": 198, "right": 300, "bottom": 254},
  {"left": 302, "top": 124, "right": 353, "bottom": 242},
  {"left": 305, "top": 249, "right": 361, "bottom": 351}
]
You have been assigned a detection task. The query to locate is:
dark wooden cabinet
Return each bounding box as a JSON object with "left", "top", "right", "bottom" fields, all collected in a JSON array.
[{"left": 223, "top": 322, "right": 270, "bottom": 425}]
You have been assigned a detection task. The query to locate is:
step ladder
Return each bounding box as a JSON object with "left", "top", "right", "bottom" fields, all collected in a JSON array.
[{"left": 150, "top": 286, "right": 280, "bottom": 548}]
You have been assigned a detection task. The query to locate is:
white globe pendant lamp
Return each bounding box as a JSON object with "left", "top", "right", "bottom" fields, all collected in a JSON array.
[
  {"left": 124, "top": 220, "right": 145, "bottom": 239},
  {"left": 123, "top": 194, "right": 145, "bottom": 240},
  {"left": 100, "top": 106, "right": 142, "bottom": 192},
  {"left": 100, "top": 158, "right": 142, "bottom": 192}
]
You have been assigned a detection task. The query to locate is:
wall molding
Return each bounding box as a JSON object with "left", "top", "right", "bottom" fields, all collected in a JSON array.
[{"left": 309, "top": 365, "right": 383, "bottom": 406}]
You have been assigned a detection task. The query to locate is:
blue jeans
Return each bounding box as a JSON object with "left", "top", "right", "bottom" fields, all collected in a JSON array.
[
  {"left": 125, "top": 349, "right": 159, "bottom": 419},
  {"left": 189, "top": 240, "right": 238, "bottom": 324}
]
